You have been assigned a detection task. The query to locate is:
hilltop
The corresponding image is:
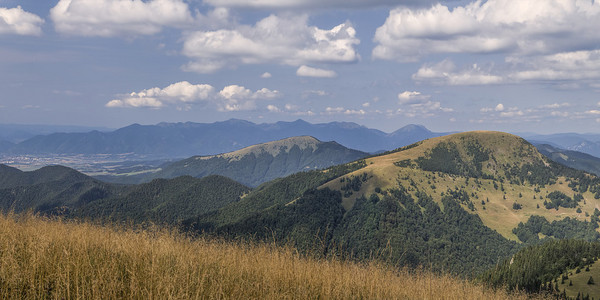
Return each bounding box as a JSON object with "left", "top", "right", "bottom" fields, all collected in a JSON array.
[
  {"left": 320, "top": 131, "right": 600, "bottom": 239},
  {"left": 113, "top": 136, "right": 368, "bottom": 187}
]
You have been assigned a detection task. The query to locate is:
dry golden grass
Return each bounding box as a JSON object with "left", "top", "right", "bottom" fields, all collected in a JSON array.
[{"left": 0, "top": 213, "right": 544, "bottom": 299}]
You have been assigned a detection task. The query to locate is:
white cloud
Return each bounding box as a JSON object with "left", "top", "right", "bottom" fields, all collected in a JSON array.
[
  {"left": 50, "top": 0, "right": 193, "bottom": 37},
  {"left": 396, "top": 90, "right": 452, "bottom": 117},
  {"left": 325, "top": 107, "right": 344, "bottom": 114},
  {"left": 540, "top": 102, "right": 570, "bottom": 109},
  {"left": 495, "top": 103, "right": 505, "bottom": 111},
  {"left": 302, "top": 90, "right": 329, "bottom": 98},
  {"left": 296, "top": 65, "right": 337, "bottom": 78},
  {"left": 397, "top": 91, "right": 430, "bottom": 104},
  {"left": 507, "top": 50, "right": 600, "bottom": 82},
  {"left": 412, "top": 60, "right": 503, "bottom": 85},
  {"left": 323, "top": 106, "right": 366, "bottom": 115},
  {"left": 500, "top": 110, "right": 524, "bottom": 117},
  {"left": 0, "top": 6, "right": 44, "bottom": 36},
  {"left": 266, "top": 104, "right": 281, "bottom": 112},
  {"left": 106, "top": 81, "right": 214, "bottom": 108},
  {"left": 374, "top": 0, "right": 600, "bottom": 61},
  {"left": 362, "top": 102, "right": 370, "bottom": 107},
  {"left": 551, "top": 111, "right": 569, "bottom": 117},
  {"left": 217, "top": 85, "right": 280, "bottom": 111},
  {"left": 182, "top": 14, "right": 359, "bottom": 73},
  {"left": 261, "top": 72, "right": 272, "bottom": 78},
  {"left": 587, "top": 110, "right": 600, "bottom": 115},
  {"left": 106, "top": 81, "right": 279, "bottom": 111},
  {"left": 203, "top": 0, "right": 432, "bottom": 9}
]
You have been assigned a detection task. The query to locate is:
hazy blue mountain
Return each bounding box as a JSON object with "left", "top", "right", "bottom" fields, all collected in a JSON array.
[
  {"left": 5, "top": 119, "right": 448, "bottom": 157},
  {"left": 524, "top": 133, "right": 600, "bottom": 158},
  {"left": 535, "top": 143, "right": 600, "bottom": 176},
  {"left": 0, "top": 140, "right": 14, "bottom": 152},
  {"left": 0, "top": 124, "right": 111, "bottom": 143},
  {"left": 110, "top": 136, "right": 369, "bottom": 187}
]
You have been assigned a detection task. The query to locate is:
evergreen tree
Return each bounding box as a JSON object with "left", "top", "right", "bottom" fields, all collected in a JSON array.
[{"left": 588, "top": 276, "right": 594, "bottom": 285}]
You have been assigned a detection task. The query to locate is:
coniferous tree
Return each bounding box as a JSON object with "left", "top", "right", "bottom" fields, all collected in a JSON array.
[{"left": 588, "top": 276, "right": 594, "bottom": 285}]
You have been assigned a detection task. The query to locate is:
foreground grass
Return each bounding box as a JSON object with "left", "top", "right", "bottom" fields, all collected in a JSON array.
[{"left": 0, "top": 213, "right": 540, "bottom": 299}]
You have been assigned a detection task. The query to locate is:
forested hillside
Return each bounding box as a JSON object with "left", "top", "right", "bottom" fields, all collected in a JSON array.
[{"left": 106, "top": 136, "right": 368, "bottom": 187}]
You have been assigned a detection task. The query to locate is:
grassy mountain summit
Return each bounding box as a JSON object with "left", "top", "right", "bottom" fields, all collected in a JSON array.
[
  {"left": 319, "top": 131, "right": 600, "bottom": 239},
  {"left": 139, "top": 136, "right": 368, "bottom": 187}
]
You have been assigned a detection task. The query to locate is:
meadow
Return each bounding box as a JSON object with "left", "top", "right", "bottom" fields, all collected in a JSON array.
[{"left": 0, "top": 213, "right": 541, "bottom": 299}]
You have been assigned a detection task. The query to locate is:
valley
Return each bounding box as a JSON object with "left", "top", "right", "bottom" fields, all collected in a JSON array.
[{"left": 3, "top": 122, "right": 600, "bottom": 298}]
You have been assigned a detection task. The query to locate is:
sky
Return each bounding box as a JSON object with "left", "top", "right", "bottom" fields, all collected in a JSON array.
[{"left": 1, "top": 0, "right": 600, "bottom": 134}]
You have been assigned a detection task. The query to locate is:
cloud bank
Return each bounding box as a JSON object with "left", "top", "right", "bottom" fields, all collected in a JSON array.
[
  {"left": 106, "top": 81, "right": 279, "bottom": 111},
  {"left": 374, "top": 0, "right": 600, "bottom": 61},
  {"left": 203, "top": 0, "right": 439, "bottom": 9},
  {"left": 51, "top": 0, "right": 193, "bottom": 37},
  {"left": 182, "top": 14, "right": 359, "bottom": 73}
]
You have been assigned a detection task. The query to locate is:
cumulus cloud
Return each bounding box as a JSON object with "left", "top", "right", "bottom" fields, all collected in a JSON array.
[
  {"left": 182, "top": 14, "right": 359, "bottom": 73},
  {"left": 396, "top": 90, "right": 452, "bottom": 117},
  {"left": 302, "top": 90, "right": 328, "bottom": 98},
  {"left": 397, "top": 91, "right": 430, "bottom": 104},
  {"left": 0, "top": 6, "right": 44, "bottom": 36},
  {"left": 261, "top": 72, "right": 272, "bottom": 78},
  {"left": 217, "top": 85, "right": 280, "bottom": 111},
  {"left": 50, "top": 0, "right": 193, "bottom": 37},
  {"left": 480, "top": 103, "right": 504, "bottom": 112},
  {"left": 323, "top": 107, "right": 366, "bottom": 115},
  {"left": 296, "top": 65, "right": 337, "bottom": 78},
  {"left": 412, "top": 60, "right": 503, "bottom": 85},
  {"left": 374, "top": 0, "right": 600, "bottom": 61},
  {"left": 106, "top": 81, "right": 214, "bottom": 108},
  {"left": 106, "top": 81, "right": 279, "bottom": 111},
  {"left": 540, "top": 102, "right": 570, "bottom": 109},
  {"left": 266, "top": 104, "right": 281, "bottom": 112},
  {"left": 507, "top": 50, "right": 600, "bottom": 82},
  {"left": 203, "top": 0, "right": 435, "bottom": 9}
]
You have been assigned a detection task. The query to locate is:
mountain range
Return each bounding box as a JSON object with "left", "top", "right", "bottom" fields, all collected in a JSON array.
[
  {"left": 1, "top": 119, "right": 447, "bottom": 157},
  {"left": 535, "top": 143, "right": 600, "bottom": 176},
  {"left": 525, "top": 132, "right": 600, "bottom": 158}
]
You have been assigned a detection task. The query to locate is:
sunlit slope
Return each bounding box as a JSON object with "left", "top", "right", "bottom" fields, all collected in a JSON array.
[
  {"left": 321, "top": 131, "right": 600, "bottom": 240},
  {"left": 145, "top": 136, "right": 368, "bottom": 187},
  {"left": 0, "top": 213, "right": 535, "bottom": 300}
]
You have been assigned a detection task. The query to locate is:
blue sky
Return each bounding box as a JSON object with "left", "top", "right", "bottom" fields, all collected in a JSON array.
[{"left": 1, "top": 0, "right": 600, "bottom": 134}]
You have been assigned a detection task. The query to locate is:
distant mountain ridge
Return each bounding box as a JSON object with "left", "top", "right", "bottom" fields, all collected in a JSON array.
[
  {"left": 3, "top": 119, "right": 448, "bottom": 157},
  {"left": 98, "top": 136, "right": 369, "bottom": 187},
  {"left": 534, "top": 143, "right": 600, "bottom": 176},
  {"left": 524, "top": 132, "right": 600, "bottom": 158}
]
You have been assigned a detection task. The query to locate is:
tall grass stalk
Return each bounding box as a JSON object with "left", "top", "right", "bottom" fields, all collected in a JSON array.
[{"left": 0, "top": 213, "right": 542, "bottom": 299}]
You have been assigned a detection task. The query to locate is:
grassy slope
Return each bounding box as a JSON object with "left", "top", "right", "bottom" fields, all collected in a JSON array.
[
  {"left": 0, "top": 213, "right": 541, "bottom": 299},
  {"left": 320, "top": 131, "right": 600, "bottom": 240},
  {"left": 557, "top": 260, "right": 600, "bottom": 299}
]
